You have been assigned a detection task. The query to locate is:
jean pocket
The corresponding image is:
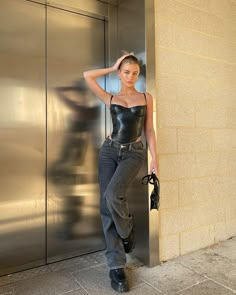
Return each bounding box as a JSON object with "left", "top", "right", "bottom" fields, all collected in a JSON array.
[{"left": 131, "top": 141, "right": 144, "bottom": 151}]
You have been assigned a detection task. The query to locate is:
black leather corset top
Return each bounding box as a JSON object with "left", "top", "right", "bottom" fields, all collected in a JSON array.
[{"left": 110, "top": 104, "right": 147, "bottom": 143}]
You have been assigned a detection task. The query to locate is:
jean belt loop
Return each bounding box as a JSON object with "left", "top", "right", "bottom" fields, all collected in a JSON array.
[{"left": 129, "top": 143, "right": 132, "bottom": 151}]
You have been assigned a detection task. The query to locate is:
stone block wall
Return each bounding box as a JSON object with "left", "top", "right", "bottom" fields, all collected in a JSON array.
[{"left": 154, "top": 0, "right": 236, "bottom": 261}]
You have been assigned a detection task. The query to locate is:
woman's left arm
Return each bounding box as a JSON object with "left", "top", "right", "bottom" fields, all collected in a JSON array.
[{"left": 144, "top": 92, "right": 159, "bottom": 175}]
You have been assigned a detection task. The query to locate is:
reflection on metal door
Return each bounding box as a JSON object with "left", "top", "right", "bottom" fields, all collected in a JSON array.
[
  {"left": 0, "top": 0, "right": 106, "bottom": 276},
  {"left": 47, "top": 6, "right": 105, "bottom": 262},
  {"left": 0, "top": 0, "right": 46, "bottom": 276}
]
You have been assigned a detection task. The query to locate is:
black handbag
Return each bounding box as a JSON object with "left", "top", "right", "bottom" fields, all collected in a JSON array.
[{"left": 142, "top": 172, "right": 160, "bottom": 210}]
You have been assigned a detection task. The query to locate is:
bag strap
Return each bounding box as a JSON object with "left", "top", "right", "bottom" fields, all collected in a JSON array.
[{"left": 142, "top": 172, "right": 159, "bottom": 185}]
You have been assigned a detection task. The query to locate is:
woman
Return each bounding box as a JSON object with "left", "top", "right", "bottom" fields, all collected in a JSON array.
[{"left": 84, "top": 54, "right": 158, "bottom": 293}]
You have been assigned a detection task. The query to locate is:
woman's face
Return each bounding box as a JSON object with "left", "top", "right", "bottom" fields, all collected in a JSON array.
[{"left": 118, "top": 62, "right": 140, "bottom": 88}]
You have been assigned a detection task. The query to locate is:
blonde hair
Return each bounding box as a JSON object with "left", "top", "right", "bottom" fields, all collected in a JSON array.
[{"left": 118, "top": 52, "right": 140, "bottom": 70}]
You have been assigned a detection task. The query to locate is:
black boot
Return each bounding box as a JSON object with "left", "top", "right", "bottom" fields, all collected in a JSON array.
[
  {"left": 122, "top": 227, "right": 135, "bottom": 253},
  {"left": 109, "top": 268, "right": 129, "bottom": 293}
]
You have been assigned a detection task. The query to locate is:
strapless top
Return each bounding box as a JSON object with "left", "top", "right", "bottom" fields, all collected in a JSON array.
[{"left": 110, "top": 103, "right": 147, "bottom": 143}]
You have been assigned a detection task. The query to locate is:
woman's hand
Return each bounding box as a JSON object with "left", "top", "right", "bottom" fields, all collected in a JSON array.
[
  {"left": 112, "top": 54, "right": 131, "bottom": 70},
  {"left": 149, "top": 159, "right": 159, "bottom": 176}
]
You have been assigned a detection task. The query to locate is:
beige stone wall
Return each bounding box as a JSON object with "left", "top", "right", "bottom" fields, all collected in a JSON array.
[{"left": 154, "top": 0, "right": 236, "bottom": 261}]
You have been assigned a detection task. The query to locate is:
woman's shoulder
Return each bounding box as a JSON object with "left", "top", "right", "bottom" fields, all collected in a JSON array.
[
  {"left": 143, "top": 92, "right": 153, "bottom": 102},
  {"left": 143, "top": 92, "right": 153, "bottom": 97}
]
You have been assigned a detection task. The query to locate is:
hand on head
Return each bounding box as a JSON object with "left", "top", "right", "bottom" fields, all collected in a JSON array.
[{"left": 112, "top": 53, "right": 133, "bottom": 71}]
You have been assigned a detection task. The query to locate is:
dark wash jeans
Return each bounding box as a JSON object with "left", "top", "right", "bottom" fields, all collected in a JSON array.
[{"left": 98, "top": 137, "right": 145, "bottom": 269}]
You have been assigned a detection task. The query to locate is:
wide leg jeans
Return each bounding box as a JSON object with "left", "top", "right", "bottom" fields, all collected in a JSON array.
[{"left": 98, "top": 137, "right": 145, "bottom": 269}]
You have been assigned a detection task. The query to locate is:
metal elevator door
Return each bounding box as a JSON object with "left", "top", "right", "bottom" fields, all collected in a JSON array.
[
  {"left": 46, "top": 5, "right": 105, "bottom": 263},
  {"left": 0, "top": 0, "right": 105, "bottom": 276},
  {"left": 0, "top": 0, "right": 46, "bottom": 276}
]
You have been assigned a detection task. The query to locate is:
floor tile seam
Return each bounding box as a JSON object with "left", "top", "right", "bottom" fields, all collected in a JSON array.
[
  {"left": 175, "top": 278, "right": 209, "bottom": 294},
  {"left": 9, "top": 283, "right": 15, "bottom": 295},
  {"left": 7, "top": 270, "right": 83, "bottom": 294},
  {"left": 49, "top": 262, "right": 106, "bottom": 274},
  {"left": 1, "top": 267, "right": 53, "bottom": 285},
  {"left": 68, "top": 272, "right": 88, "bottom": 291},
  {"left": 0, "top": 289, "right": 14, "bottom": 295},
  {"left": 129, "top": 282, "right": 160, "bottom": 293},
  {"left": 177, "top": 261, "right": 206, "bottom": 276},
  {"left": 0, "top": 281, "right": 12, "bottom": 288},
  {"left": 11, "top": 284, "right": 16, "bottom": 295},
  {"left": 71, "top": 277, "right": 90, "bottom": 295},
  {"left": 129, "top": 280, "right": 146, "bottom": 291},
  {"left": 131, "top": 281, "right": 146, "bottom": 288},
  {"left": 71, "top": 262, "right": 106, "bottom": 276},
  {"left": 204, "top": 276, "right": 236, "bottom": 294},
  {"left": 10, "top": 277, "right": 83, "bottom": 295},
  {"left": 60, "top": 285, "right": 87, "bottom": 295},
  {"left": 1, "top": 292, "right": 14, "bottom": 295},
  {"left": 139, "top": 279, "right": 166, "bottom": 294},
  {"left": 46, "top": 252, "right": 105, "bottom": 271},
  {"left": 178, "top": 262, "right": 236, "bottom": 293},
  {"left": 59, "top": 287, "right": 82, "bottom": 295},
  {"left": 0, "top": 275, "right": 40, "bottom": 288}
]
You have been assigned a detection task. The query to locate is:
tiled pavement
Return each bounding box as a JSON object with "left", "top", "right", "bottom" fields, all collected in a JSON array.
[{"left": 0, "top": 237, "right": 235, "bottom": 294}]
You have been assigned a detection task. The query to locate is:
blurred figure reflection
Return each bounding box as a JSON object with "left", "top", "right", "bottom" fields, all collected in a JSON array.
[{"left": 48, "top": 78, "right": 100, "bottom": 239}]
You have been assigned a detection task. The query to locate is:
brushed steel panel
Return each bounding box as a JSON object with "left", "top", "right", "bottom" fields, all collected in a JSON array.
[
  {"left": 47, "top": 6, "right": 105, "bottom": 262},
  {"left": 108, "top": 0, "right": 155, "bottom": 266},
  {"left": 0, "top": 0, "right": 46, "bottom": 276},
  {"left": 145, "top": 0, "right": 160, "bottom": 267}
]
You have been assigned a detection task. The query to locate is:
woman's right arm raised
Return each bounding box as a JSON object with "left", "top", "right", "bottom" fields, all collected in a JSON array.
[
  {"left": 83, "top": 54, "right": 130, "bottom": 106},
  {"left": 83, "top": 67, "right": 115, "bottom": 106}
]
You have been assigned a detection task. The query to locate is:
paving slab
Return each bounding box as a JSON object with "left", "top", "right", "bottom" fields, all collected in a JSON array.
[
  {"left": 135, "top": 261, "right": 205, "bottom": 294},
  {"left": 0, "top": 237, "right": 235, "bottom": 295},
  {"left": 125, "top": 283, "right": 163, "bottom": 295},
  {"left": 0, "top": 284, "right": 14, "bottom": 295},
  {"left": 12, "top": 271, "right": 80, "bottom": 295},
  {"left": 61, "top": 289, "right": 88, "bottom": 295},
  {"left": 178, "top": 248, "right": 236, "bottom": 291},
  {"left": 72, "top": 265, "right": 114, "bottom": 295},
  {"left": 73, "top": 264, "right": 147, "bottom": 295},
  {"left": 0, "top": 265, "right": 51, "bottom": 287},
  {"left": 178, "top": 279, "right": 235, "bottom": 295},
  {"left": 0, "top": 276, "right": 11, "bottom": 288},
  {"left": 207, "top": 237, "right": 236, "bottom": 261},
  {"left": 48, "top": 251, "right": 105, "bottom": 273}
]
